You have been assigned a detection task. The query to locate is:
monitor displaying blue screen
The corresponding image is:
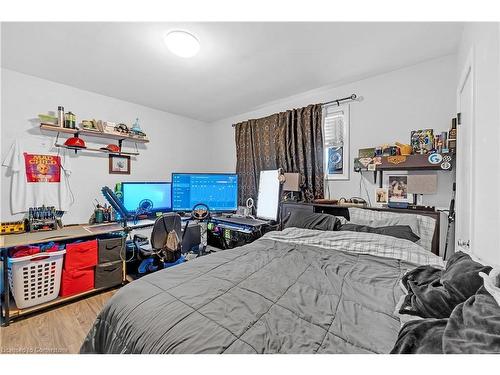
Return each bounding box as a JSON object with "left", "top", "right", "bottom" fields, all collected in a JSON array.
[
  {"left": 122, "top": 182, "right": 172, "bottom": 213},
  {"left": 172, "top": 173, "right": 238, "bottom": 212}
]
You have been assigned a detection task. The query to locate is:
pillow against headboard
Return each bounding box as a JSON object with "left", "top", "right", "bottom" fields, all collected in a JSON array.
[
  {"left": 339, "top": 223, "right": 421, "bottom": 242},
  {"left": 348, "top": 208, "right": 436, "bottom": 252},
  {"left": 283, "top": 210, "right": 342, "bottom": 231}
]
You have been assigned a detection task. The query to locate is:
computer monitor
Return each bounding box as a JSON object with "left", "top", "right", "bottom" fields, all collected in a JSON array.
[
  {"left": 172, "top": 173, "right": 238, "bottom": 212},
  {"left": 122, "top": 182, "right": 172, "bottom": 213}
]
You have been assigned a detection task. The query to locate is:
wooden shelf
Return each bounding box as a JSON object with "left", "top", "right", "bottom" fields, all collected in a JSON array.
[
  {"left": 376, "top": 154, "right": 454, "bottom": 171},
  {"left": 40, "top": 123, "right": 150, "bottom": 144},
  {"left": 40, "top": 123, "right": 77, "bottom": 134},
  {"left": 55, "top": 143, "right": 139, "bottom": 156},
  {"left": 6, "top": 285, "right": 122, "bottom": 318}
]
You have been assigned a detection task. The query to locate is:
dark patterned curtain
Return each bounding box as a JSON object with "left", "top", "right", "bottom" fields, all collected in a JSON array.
[
  {"left": 234, "top": 114, "right": 279, "bottom": 205},
  {"left": 276, "top": 104, "right": 324, "bottom": 201},
  {"left": 234, "top": 104, "right": 323, "bottom": 204}
]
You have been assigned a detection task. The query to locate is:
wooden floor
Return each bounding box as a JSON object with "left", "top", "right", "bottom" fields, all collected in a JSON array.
[{"left": 1, "top": 289, "right": 116, "bottom": 354}]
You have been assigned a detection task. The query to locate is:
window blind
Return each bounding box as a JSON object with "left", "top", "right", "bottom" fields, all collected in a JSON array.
[{"left": 323, "top": 106, "right": 345, "bottom": 147}]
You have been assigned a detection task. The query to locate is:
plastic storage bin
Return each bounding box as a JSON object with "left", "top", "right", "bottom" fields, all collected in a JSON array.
[
  {"left": 94, "top": 261, "right": 123, "bottom": 289},
  {"left": 64, "top": 239, "right": 98, "bottom": 271},
  {"left": 60, "top": 267, "right": 94, "bottom": 297},
  {"left": 7, "top": 249, "right": 66, "bottom": 309},
  {"left": 97, "top": 236, "right": 124, "bottom": 264}
]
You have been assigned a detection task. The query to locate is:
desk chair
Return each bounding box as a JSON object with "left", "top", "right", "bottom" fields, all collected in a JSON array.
[{"left": 133, "top": 213, "right": 182, "bottom": 264}]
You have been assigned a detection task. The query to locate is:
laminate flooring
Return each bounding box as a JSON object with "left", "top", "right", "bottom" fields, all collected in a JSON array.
[{"left": 1, "top": 289, "right": 116, "bottom": 354}]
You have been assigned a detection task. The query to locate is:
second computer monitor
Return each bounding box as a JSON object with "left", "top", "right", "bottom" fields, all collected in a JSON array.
[
  {"left": 122, "top": 182, "right": 172, "bottom": 213},
  {"left": 172, "top": 173, "right": 238, "bottom": 212}
]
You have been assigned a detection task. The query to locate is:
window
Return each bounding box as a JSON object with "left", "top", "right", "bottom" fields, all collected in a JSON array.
[{"left": 322, "top": 103, "right": 350, "bottom": 180}]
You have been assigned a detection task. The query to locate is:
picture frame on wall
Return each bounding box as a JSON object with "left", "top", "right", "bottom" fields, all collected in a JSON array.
[
  {"left": 382, "top": 171, "right": 413, "bottom": 204},
  {"left": 109, "top": 155, "right": 130, "bottom": 174},
  {"left": 375, "top": 187, "right": 389, "bottom": 207}
]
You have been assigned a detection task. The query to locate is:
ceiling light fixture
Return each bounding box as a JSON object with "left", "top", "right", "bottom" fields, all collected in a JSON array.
[{"left": 164, "top": 30, "right": 200, "bottom": 58}]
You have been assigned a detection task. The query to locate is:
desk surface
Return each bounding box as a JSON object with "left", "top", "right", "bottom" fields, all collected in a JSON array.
[{"left": 0, "top": 220, "right": 155, "bottom": 248}]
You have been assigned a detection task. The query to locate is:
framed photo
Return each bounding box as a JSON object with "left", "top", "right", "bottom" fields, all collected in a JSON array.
[
  {"left": 109, "top": 155, "right": 130, "bottom": 174},
  {"left": 375, "top": 188, "right": 388, "bottom": 206},
  {"left": 383, "top": 171, "right": 413, "bottom": 203}
]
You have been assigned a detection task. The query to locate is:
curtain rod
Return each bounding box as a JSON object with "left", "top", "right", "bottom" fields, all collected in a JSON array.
[
  {"left": 232, "top": 93, "right": 358, "bottom": 128},
  {"left": 322, "top": 93, "right": 357, "bottom": 106}
]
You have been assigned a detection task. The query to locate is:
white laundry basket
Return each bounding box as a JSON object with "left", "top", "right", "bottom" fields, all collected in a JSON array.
[{"left": 8, "top": 249, "right": 66, "bottom": 309}]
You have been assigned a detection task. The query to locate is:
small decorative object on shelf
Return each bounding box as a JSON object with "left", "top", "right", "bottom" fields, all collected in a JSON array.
[
  {"left": 0, "top": 220, "right": 28, "bottom": 235},
  {"left": 447, "top": 118, "right": 457, "bottom": 153},
  {"left": 38, "top": 113, "right": 58, "bottom": 126},
  {"left": 130, "top": 117, "right": 147, "bottom": 139},
  {"left": 114, "top": 123, "right": 129, "bottom": 134},
  {"left": 28, "top": 206, "right": 58, "bottom": 232},
  {"left": 410, "top": 129, "right": 434, "bottom": 154},
  {"left": 81, "top": 119, "right": 101, "bottom": 132},
  {"left": 57, "top": 106, "right": 65, "bottom": 128},
  {"left": 100, "top": 144, "right": 121, "bottom": 154},
  {"left": 64, "top": 111, "right": 76, "bottom": 129}
]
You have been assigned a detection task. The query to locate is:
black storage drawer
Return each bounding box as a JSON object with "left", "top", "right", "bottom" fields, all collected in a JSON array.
[
  {"left": 95, "top": 261, "right": 123, "bottom": 289},
  {"left": 97, "top": 236, "right": 124, "bottom": 263}
]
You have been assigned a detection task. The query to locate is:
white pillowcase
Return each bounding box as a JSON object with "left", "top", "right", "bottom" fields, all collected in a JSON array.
[{"left": 348, "top": 208, "right": 436, "bottom": 252}]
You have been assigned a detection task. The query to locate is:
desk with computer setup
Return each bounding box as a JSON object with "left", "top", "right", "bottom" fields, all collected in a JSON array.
[{"left": 0, "top": 170, "right": 281, "bottom": 325}]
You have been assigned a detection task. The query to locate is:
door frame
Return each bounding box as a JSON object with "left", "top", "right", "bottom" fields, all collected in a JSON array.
[{"left": 455, "top": 47, "right": 475, "bottom": 253}]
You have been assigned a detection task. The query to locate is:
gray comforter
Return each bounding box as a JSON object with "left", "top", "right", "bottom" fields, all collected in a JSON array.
[{"left": 80, "top": 228, "right": 443, "bottom": 354}]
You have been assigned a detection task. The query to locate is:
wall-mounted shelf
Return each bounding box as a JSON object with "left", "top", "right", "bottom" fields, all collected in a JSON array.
[
  {"left": 54, "top": 143, "right": 139, "bottom": 156},
  {"left": 375, "top": 154, "right": 454, "bottom": 188},
  {"left": 40, "top": 123, "right": 150, "bottom": 144},
  {"left": 356, "top": 153, "right": 455, "bottom": 187},
  {"left": 376, "top": 154, "right": 454, "bottom": 171}
]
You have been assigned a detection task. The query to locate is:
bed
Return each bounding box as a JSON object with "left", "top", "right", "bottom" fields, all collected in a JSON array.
[{"left": 81, "top": 208, "right": 444, "bottom": 354}]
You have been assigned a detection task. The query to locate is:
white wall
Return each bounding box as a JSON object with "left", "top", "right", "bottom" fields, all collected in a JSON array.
[
  {"left": 457, "top": 23, "right": 500, "bottom": 267},
  {"left": 1, "top": 68, "right": 211, "bottom": 225},
  {"left": 207, "top": 55, "right": 458, "bottom": 209}
]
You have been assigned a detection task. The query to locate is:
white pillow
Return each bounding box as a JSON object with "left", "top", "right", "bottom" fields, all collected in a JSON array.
[{"left": 348, "top": 207, "right": 436, "bottom": 252}]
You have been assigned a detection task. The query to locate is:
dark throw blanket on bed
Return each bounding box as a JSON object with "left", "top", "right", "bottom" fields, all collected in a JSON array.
[
  {"left": 391, "top": 286, "right": 500, "bottom": 354},
  {"left": 399, "top": 252, "right": 491, "bottom": 319}
]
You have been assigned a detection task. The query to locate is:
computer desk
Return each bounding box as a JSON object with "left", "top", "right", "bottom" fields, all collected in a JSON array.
[{"left": 0, "top": 219, "right": 156, "bottom": 326}]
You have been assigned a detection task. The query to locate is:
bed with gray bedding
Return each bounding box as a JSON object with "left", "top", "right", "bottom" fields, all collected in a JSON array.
[{"left": 80, "top": 228, "right": 443, "bottom": 354}]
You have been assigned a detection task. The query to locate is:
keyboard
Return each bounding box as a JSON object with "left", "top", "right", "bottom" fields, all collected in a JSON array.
[{"left": 214, "top": 216, "right": 269, "bottom": 227}]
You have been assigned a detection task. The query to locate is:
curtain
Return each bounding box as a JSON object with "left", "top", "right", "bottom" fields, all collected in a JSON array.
[{"left": 234, "top": 104, "right": 323, "bottom": 204}]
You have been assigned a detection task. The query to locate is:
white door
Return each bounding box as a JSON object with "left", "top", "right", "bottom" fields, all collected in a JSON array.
[{"left": 455, "top": 56, "right": 474, "bottom": 253}]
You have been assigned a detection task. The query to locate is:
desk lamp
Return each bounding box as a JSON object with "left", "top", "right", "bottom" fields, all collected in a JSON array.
[
  {"left": 282, "top": 173, "right": 301, "bottom": 201},
  {"left": 407, "top": 174, "right": 438, "bottom": 207}
]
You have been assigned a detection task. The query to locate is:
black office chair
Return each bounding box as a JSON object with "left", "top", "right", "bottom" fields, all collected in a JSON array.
[{"left": 133, "top": 213, "right": 183, "bottom": 265}]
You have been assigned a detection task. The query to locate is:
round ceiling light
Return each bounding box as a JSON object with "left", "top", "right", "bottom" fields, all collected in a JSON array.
[{"left": 164, "top": 30, "right": 200, "bottom": 58}]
